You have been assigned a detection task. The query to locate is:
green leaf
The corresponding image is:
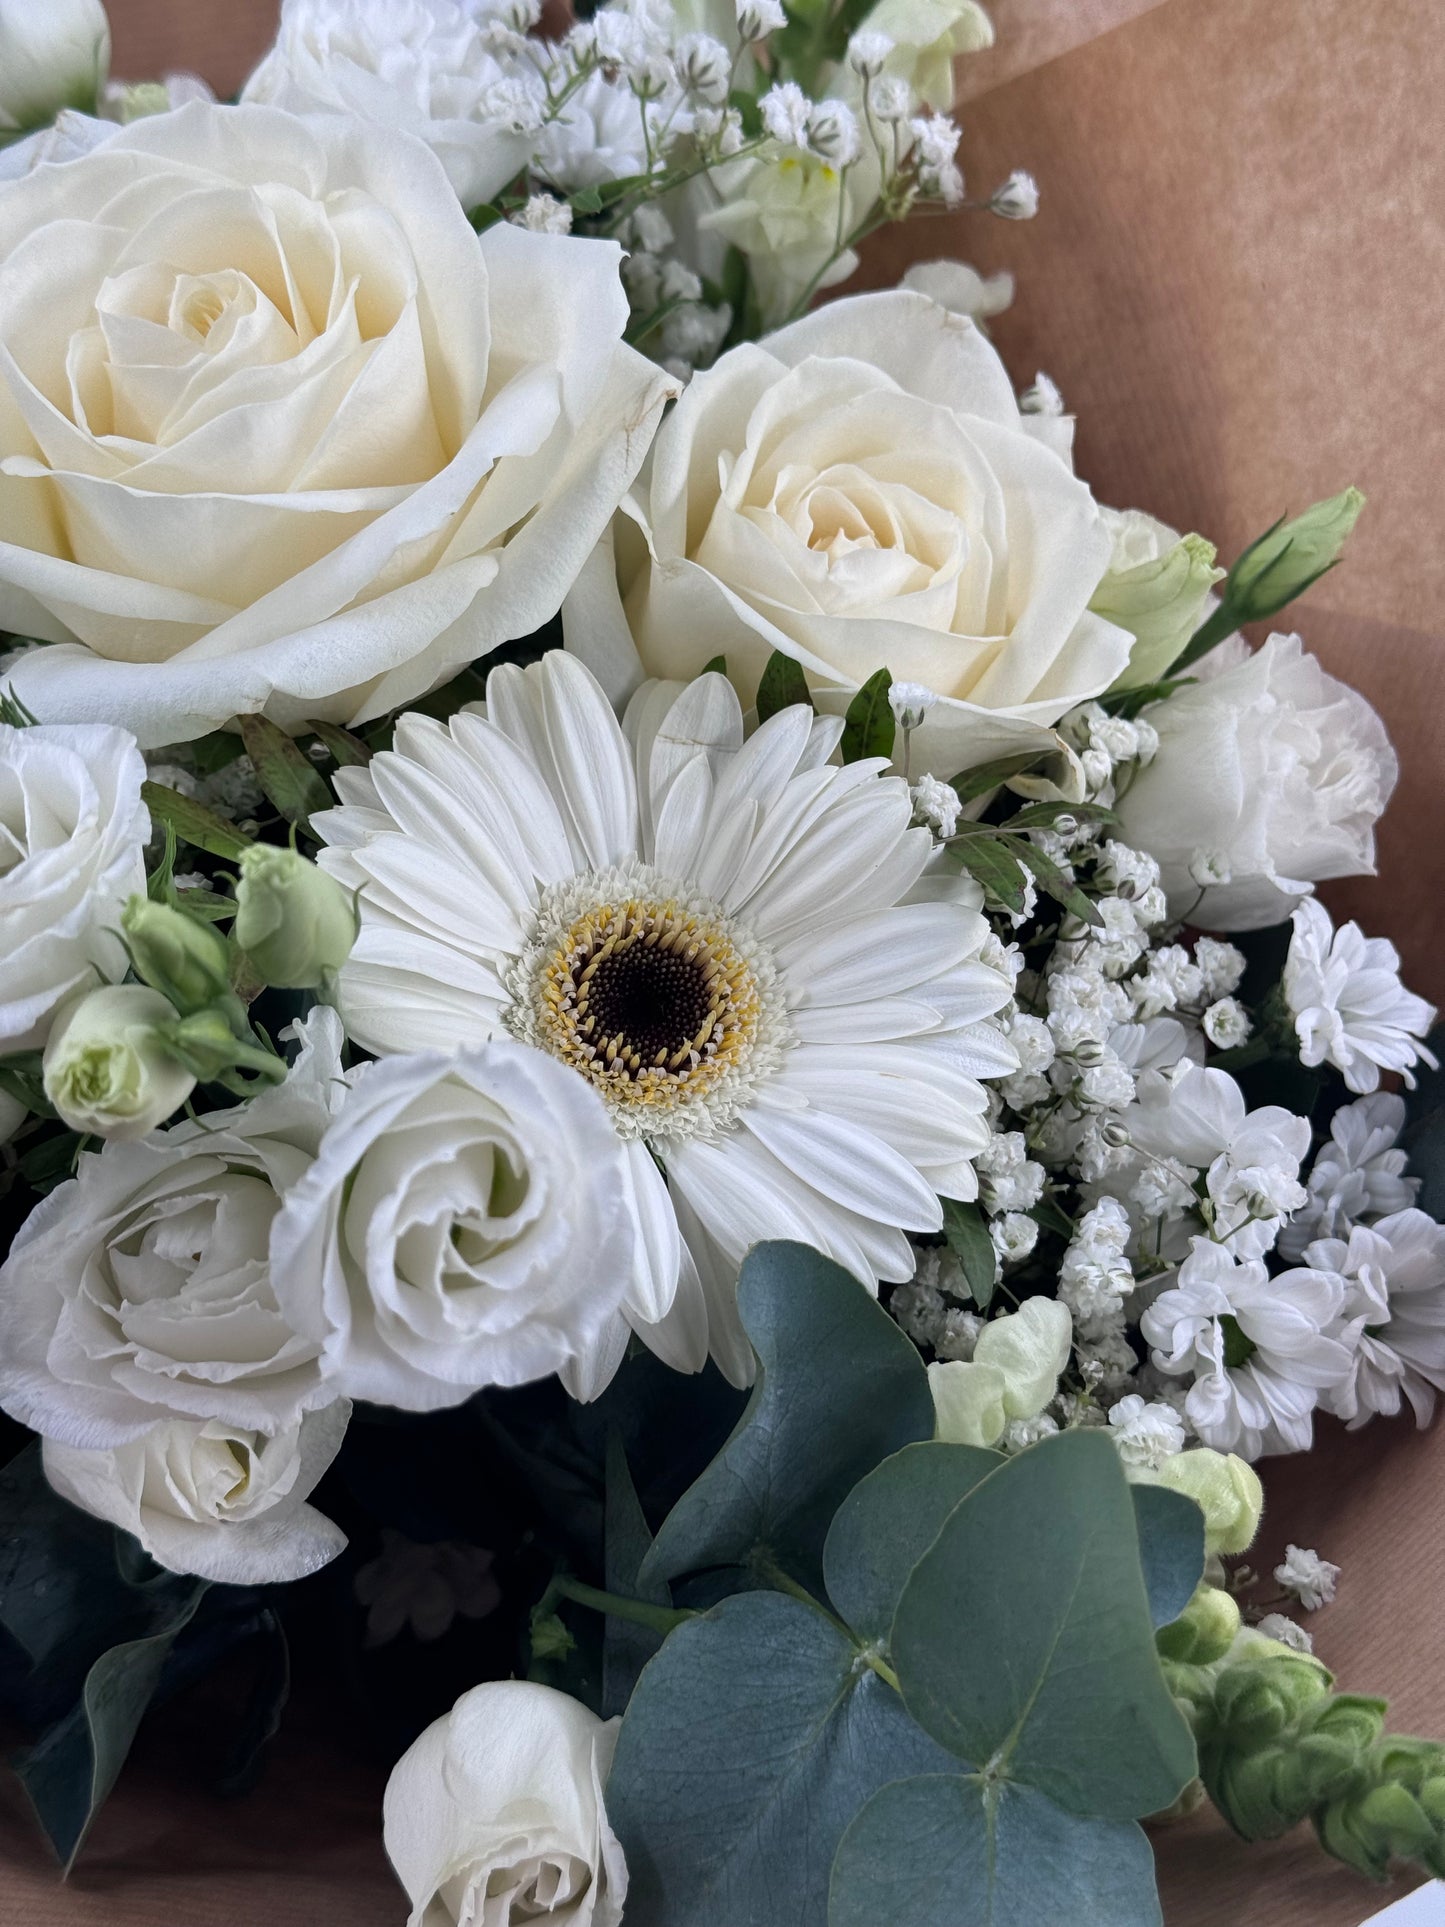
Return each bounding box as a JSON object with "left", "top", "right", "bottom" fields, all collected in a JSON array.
[
  {"left": 1000, "top": 799, "right": 1117, "bottom": 833},
  {"left": 948, "top": 754, "right": 1046, "bottom": 804},
  {"left": 0, "top": 1053, "right": 51, "bottom": 1119},
  {"left": 840, "top": 669, "right": 895, "bottom": 764},
  {"left": 890, "top": 1432, "right": 1196, "bottom": 1820},
  {"left": 602, "top": 1431, "right": 670, "bottom": 1717},
  {"left": 640, "top": 1242, "right": 934, "bottom": 1599},
  {"left": 172, "top": 888, "right": 239, "bottom": 924},
  {"left": 755, "top": 650, "right": 813, "bottom": 723},
  {"left": 15, "top": 1128, "right": 78, "bottom": 1193},
  {"left": 822, "top": 1443, "right": 1002, "bottom": 1644},
  {"left": 1403, "top": 1028, "right": 1445, "bottom": 1219},
  {"left": 185, "top": 729, "right": 248, "bottom": 776},
  {"left": 1029, "top": 1192, "right": 1076, "bottom": 1241},
  {"left": 307, "top": 719, "right": 372, "bottom": 767},
  {"left": 236, "top": 715, "right": 332, "bottom": 828},
  {"left": 607, "top": 1591, "right": 956, "bottom": 1927},
  {"left": 1131, "top": 1484, "right": 1206, "bottom": 1630},
  {"left": 700, "top": 654, "right": 728, "bottom": 676},
  {"left": 140, "top": 782, "right": 252, "bottom": 862},
  {"left": 949, "top": 832, "right": 1029, "bottom": 916},
  {"left": 828, "top": 1776, "right": 1163, "bottom": 1927},
  {"left": 1004, "top": 834, "right": 1102, "bottom": 927},
  {"left": 940, "top": 1200, "right": 998, "bottom": 1309}
]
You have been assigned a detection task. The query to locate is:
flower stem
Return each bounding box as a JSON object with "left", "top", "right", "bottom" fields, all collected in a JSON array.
[{"left": 552, "top": 1575, "right": 696, "bottom": 1638}]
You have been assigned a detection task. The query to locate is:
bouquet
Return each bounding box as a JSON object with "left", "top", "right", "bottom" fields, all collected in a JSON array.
[{"left": 0, "top": 0, "right": 1441, "bottom": 1920}]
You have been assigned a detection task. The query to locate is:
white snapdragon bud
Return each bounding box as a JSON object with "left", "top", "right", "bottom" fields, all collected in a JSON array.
[
  {"left": 760, "top": 80, "right": 812, "bottom": 147},
  {"left": 990, "top": 168, "right": 1039, "bottom": 219},
  {"left": 1203, "top": 997, "right": 1252, "bottom": 1049},
  {"left": 673, "top": 31, "right": 731, "bottom": 102},
  {"left": 848, "top": 29, "right": 895, "bottom": 75},
  {"left": 1189, "top": 847, "right": 1234, "bottom": 889},
  {"left": 910, "top": 772, "right": 961, "bottom": 841},
  {"left": 1019, "top": 371, "right": 1065, "bottom": 416},
  {"left": 512, "top": 193, "right": 574, "bottom": 235},
  {"left": 737, "top": 0, "right": 787, "bottom": 38},
  {"left": 871, "top": 74, "right": 915, "bottom": 121},
  {"left": 807, "top": 98, "right": 861, "bottom": 167},
  {"left": 42, "top": 984, "right": 195, "bottom": 1141},
  {"left": 890, "top": 680, "right": 939, "bottom": 730}
]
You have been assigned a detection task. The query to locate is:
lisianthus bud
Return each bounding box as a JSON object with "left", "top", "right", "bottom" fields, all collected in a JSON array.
[
  {"left": 1156, "top": 1584, "right": 1241, "bottom": 1666},
  {"left": 1093, "top": 513, "right": 1225, "bottom": 690},
  {"left": 234, "top": 846, "right": 357, "bottom": 989},
  {"left": 42, "top": 984, "right": 195, "bottom": 1140},
  {"left": 122, "top": 897, "right": 232, "bottom": 1014},
  {"left": 0, "top": 0, "right": 110, "bottom": 133},
  {"left": 1153, "top": 1447, "right": 1264, "bottom": 1555},
  {"left": 1227, "top": 488, "right": 1365, "bottom": 623}
]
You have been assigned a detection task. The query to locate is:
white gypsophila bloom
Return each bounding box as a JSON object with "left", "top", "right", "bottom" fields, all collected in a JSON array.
[
  {"left": 806, "top": 99, "right": 861, "bottom": 167},
  {"left": 1194, "top": 937, "right": 1247, "bottom": 1002},
  {"left": 891, "top": 679, "right": 940, "bottom": 730},
  {"left": 737, "top": 0, "right": 787, "bottom": 36},
  {"left": 1006, "top": 1011, "right": 1055, "bottom": 1076},
  {"left": 899, "top": 260, "right": 1014, "bottom": 325},
  {"left": 0, "top": 723, "right": 148, "bottom": 1052},
  {"left": 1129, "top": 944, "right": 1206, "bottom": 1020},
  {"left": 531, "top": 66, "right": 655, "bottom": 190},
  {"left": 1284, "top": 897, "right": 1437, "bottom": 1094},
  {"left": 0, "top": 105, "right": 674, "bottom": 747},
  {"left": 316, "top": 654, "right": 1016, "bottom": 1384},
  {"left": 1114, "top": 634, "right": 1397, "bottom": 930},
  {"left": 848, "top": 29, "right": 894, "bottom": 74},
  {"left": 270, "top": 1040, "right": 642, "bottom": 1408},
  {"left": 1133, "top": 886, "right": 1169, "bottom": 929},
  {"left": 990, "top": 168, "right": 1038, "bottom": 218},
  {"left": 673, "top": 33, "right": 731, "bottom": 104},
  {"left": 1078, "top": 898, "right": 1150, "bottom": 978},
  {"left": 1075, "top": 1326, "right": 1139, "bottom": 1396},
  {"left": 514, "top": 193, "right": 574, "bottom": 234},
  {"left": 1140, "top": 1235, "right": 1351, "bottom": 1458},
  {"left": 1202, "top": 997, "right": 1252, "bottom": 1049},
  {"left": 242, "top": 0, "right": 532, "bottom": 205},
  {"left": 1059, "top": 1198, "right": 1134, "bottom": 1338},
  {"left": 1077, "top": 1052, "right": 1137, "bottom": 1114},
  {"left": 1002, "top": 1413, "right": 1058, "bottom": 1451},
  {"left": 759, "top": 80, "right": 812, "bottom": 147},
  {"left": 355, "top": 1529, "right": 502, "bottom": 1647},
  {"left": 1256, "top": 1612, "right": 1314, "bottom": 1654},
  {"left": 973, "top": 1130, "right": 1045, "bottom": 1214},
  {"left": 42, "top": 1403, "right": 349, "bottom": 1585},
  {"left": 870, "top": 74, "right": 914, "bottom": 121},
  {"left": 1107, "top": 1393, "right": 1186, "bottom": 1471},
  {"left": 1019, "top": 372, "right": 1064, "bottom": 418},
  {"left": 935, "top": 1306, "right": 984, "bottom": 1361},
  {"left": 990, "top": 1210, "right": 1039, "bottom": 1266},
  {"left": 1188, "top": 849, "right": 1233, "bottom": 889},
  {"left": 1278, "top": 1093, "right": 1418, "bottom": 1260},
  {"left": 889, "top": 1276, "right": 947, "bottom": 1348},
  {"left": 910, "top": 771, "right": 961, "bottom": 841},
  {"left": 1306, "top": 1209, "right": 1445, "bottom": 1428},
  {"left": 1274, "top": 1544, "right": 1340, "bottom": 1613},
  {"left": 385, "top": 1681, "right": 627, "bottom": 1927},
  {"left": 1094, "top": 840, "right": 1160, "bottom": 903},
  {"left": 628, "top": 203, "right": 675, "bottom": 253},
  {"left": 0, "top": 0, "right": 108, "bottom": 133},
  {"left": 0, "top": 1010, "right": 345, "bottom": 1448}
]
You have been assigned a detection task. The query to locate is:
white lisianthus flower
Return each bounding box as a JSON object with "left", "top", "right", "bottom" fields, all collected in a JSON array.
[
  {"left": 0, "top": 103, "right": 675, "bottom": 749},
  {"left": 1306, "top": 1209, "right": 1445, "bottom": 1427},
  {"left": 242, "top": 0, "right": 533, "bottom": 206},
  {"left": 1114, "top": 633, "right": 1397, "bottom": 929},
  {"left": 0, "top": 1010, "right": 344, "bottom": 1447},
  {"left": 270, "top": 1041, "right": 641, "bottom": 1407},
  {"left": 1284, "top": 897, "right": 1437, "bottom": 1094},
  {"left": 42, "top": 1403, "right": 350, "bottom": 1585},
  {"left": 0, "top": 722, "right": 148, "bottom": 1051},
  {"left": 1278, "top": 1093, "right": 1418, "bottom": 1260},
  {"left": 385, "top": 1681, "right": 627, "bottom": 1927},
  {"left": 1140, "top": 1235, "right": 1352, "bottom": 1459},
  {"left": 574, "top": 290, "right": 1133, "bottom": 778},
  {"left": 0, "top": 0, "right": 109, "bottom": 132},
  {"left": 315, "top": 653, "right": 1016, "bottom": 1383},
  {"left": 42, "top": 984, "right": 196, "bottom": 1140}
]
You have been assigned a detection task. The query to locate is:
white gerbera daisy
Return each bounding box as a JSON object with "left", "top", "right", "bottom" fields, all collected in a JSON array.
[{"left": 314, "top": 653, "right": 1017, "bottom": 1384}]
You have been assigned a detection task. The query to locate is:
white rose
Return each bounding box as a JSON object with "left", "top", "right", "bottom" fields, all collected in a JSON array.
[
  {"left": 384, "top": 1681, "right": 627, "bottom": 1927},
  {"left": 0, "top": 102, "right": 674, "bottom": 749},
  {"left": 0, "top": 0, "right": 109, "bottom": 133},
  {"left": 1114, "top": 632, "right": 1397, "bottom": 929},
  {"left": 269, "top": 1041, "right": 641, "bottom": 1410},
  {"left": 574, "top": 290, "right": 1132, "bottom": 777},
  {"left": 0, "top": 721, "right": 148, "bottom": 1051},
  {"left": 42, "top": 1401, "right": 351, "bottom": 1584},
  {"left": 0, "top": 1009, "right": 344, "bottom": 1446},
  {"left": 42, "top": 983, "right": 196, "bottom": 1139},
  {"left": 243, "top": 0, "right": 532, "bottom": 208}
]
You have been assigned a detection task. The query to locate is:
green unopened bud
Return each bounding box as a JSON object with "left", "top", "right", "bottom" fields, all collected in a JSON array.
[
  {"left": 1153, "top": 1448, "right": 1263, "bottom": 1555},
  {"left": 1093, "top": 513, "right": 1224, "bottom": 690},
  {"left": 42, "top": 985, "right": 195, "bottom": 1140},
  {"left": 234, "top": 846, "right": 357, "bottom": 989},
  {"left": 1227, "top": 487, "right": 1365, "bottom": 622},
  {"left": 122, "top": 897, "right": 232, "bottom": 1015},
  {"left": 158, "top": 1005, "right": 285, "bottom": 1090},
  {"left": 1157, "top": 1584, "right": 1240, "bottom": 1666},
  {"left": 1211, "top": 1654, "right": 1333, "bottom": 1746}
]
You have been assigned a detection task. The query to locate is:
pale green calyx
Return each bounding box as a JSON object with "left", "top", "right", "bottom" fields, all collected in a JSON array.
[
  {"left": 1094, "top": 516, "right": 1225, "bottom": 690},
  {"left": 1227, "top": 487, "right": 1365, "bottom": 619},
  {"left": 234, "top": 845, "right": 357, "bottom": 989},
  {"left": 122, "top": 896, "right": 232, "bottom": 1015},
  {"left": 41, "top": 984, "right": 195, "bottom": 1141}
]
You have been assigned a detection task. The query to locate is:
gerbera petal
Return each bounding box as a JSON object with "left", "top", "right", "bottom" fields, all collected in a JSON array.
[
  {"left": 539, "top": 652, "right": 640, "bottom": 869},
  {"left": 779, "top": 903, "right": 987, "bottom": 1005},
  {"left": 741, "top": 1100, "right": 943, "bottom": 1230}
]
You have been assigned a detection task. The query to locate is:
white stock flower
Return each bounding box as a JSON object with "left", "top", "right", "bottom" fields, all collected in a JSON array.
[
  {"left": 1284, "top": 897, "right": 1437, "bottom": 1093},
  {"left": 385, "top": 1681, "right": 626, "bottom": 1927},
  {"left": 1307, "top": 1209, "right": 1445, "bottom": 1428},
  {"left": 0, "top": 721, "right": 148, "bottom": 1050},
  {"left": 270, "top": 1041, "right": 641, "bottom": 1408},
  {"left": 242, "top": 0, "right": 533, "bottom": 205},
  {"left": 1114, "top": 634, "right": 1397, "bottom": 929},
  {"left": 42, "top": 984, "right": 196, "bottom": 1140},
  {"left": 583, "top": 291, "right": 1132, "bottom": 779},
  {"left": 1278, "top": 1093, "right": 1418, "bottom": 1260},
  {"left": 315, "top": 653, "right": 1015, "bottom": 1383},
  {"left": 1140, "top": 1236, "right": 1352, "bottom": 1458},
  {"left": 0, "top": 103, "right": 674, "bottom": 748},
  {"left": 0, "top": 0, "right": 109, "bottom": 132},
  {"left": 0, "top": 1010, "right": 344, "bottom": 1447},
  {"left": 42, "top": 1403, "right": 350, "bottom": 1585},
  {"left": 1274, "top": 1544, "right": 1339, "bottom": 1612}
]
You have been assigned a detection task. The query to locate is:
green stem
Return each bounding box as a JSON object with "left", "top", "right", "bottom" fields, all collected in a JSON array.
[
  {"left": 752, "top": 1555, "right": 903, "bottom": 1692},
  {"left": 553, "top": 1576, "right": 696, "bottom": 1639}
]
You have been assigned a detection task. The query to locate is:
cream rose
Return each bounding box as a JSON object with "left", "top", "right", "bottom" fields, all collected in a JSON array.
[
  {"left": 0, "top": 102, "right": 674, "bottom": 748},
  {"left": 569, "top": 289, "right": 1133, "bottom": 777}
]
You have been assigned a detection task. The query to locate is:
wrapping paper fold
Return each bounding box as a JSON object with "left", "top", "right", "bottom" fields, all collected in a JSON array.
[{"left": 2, "top": 2, "right": 1439, "bottom": 1922}]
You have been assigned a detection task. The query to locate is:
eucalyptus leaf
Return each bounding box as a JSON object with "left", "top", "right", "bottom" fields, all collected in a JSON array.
[
  {"left": 1131, "top": 1482, "right": 1206, "bottom": 1630},
  {"left": 755, "top": 650, "right": 813, "bottom": 723},
  {"left": 602, "top": 1431, "right": 670, "bottom": 1717},
  {"left": 940, "top": 1200, "right": 998, "bottom": 1309},
  {"left": 890, "top": 1432, "right": 1196, "bottom": 1819},
  {"left": 1403, "top": 1030, "right": 1445, "bottom": 1219},
  {"left": 140, "top": 781, "right": 252, "bottom": 862},
  {"left": 237, "top": 715, "right": 332, "bottom": 828},
  {"left": 839, "top": 669, "right": 895, "bottom": 764},
  {"left": 607, "top": 1591, "right": 956, "bottom": 1927},
  {"left": 822, "top": 1443, "right": 1001, "bottom": 1644},
  {"left": 828, "top": 1775, "right": 1163, "bottom": 1927},
  {"left": 640, "top": 1242, "right": 934, "bottom": 1597}
]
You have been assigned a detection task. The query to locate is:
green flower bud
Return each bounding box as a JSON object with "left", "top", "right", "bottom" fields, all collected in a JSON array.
[
  {"left": 1153, "top": 1448, "right": 1263, "bottom": 1555},
  {"left": 928, "top": 1359, "right": 1008, "bottom": 1448},
  {"left": 1092, "top": 513, "right": 1224, "bottom": 690},
  {"left": 122, "top": 897, "right": 232, "bottom": 1015},
  {"left": 1157, "top": 1585, "right": 1241, "bottom": 1667},
  {"left": 234, "top": 846, "right": 356, "bottom": 989},
  {"left": 1226, "top": 487, "right": 1365, "bottom": 623},
  {"left": 1211, "top": 1654, "right": 1333, "bottom": 1746},
  {"left": 42, "top": 985, "right": 195, "bottom": 1140}
]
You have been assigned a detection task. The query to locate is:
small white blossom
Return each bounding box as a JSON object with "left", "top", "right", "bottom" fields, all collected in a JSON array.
[
  {"left": 1203, "top": 997, "right": 1252, "bottom": 1049},
  {"left": 1019, "top": 371, "right": 1064, "bottom": 416},
  {"left": 1285, "top": 897, "right": 1438, "bottom": 1094},
  {"left": 1188, "top": 848, "right": 1234, "bottom": 889},
  {"left": 660, "top": 301, "right": 731, "bottom": 365},
  {"left": 760, "top": 80, "right": 812, "bottom": 147},
  {"left": 890, "top": 680, "right": 940, "bottom": 730},
  {"left": 1075, "top": 1327, "right": 1140, "bottom": 1395},
  {"left": 935, "top": 1307, "right": 984, "bottom": 1361},
  {"left": 674, "top": 32, "right": 731, "bottom": 103},
  {"left": 1256, "top": 1612, "right": 1314, "bottom": 1653},
  {"left": 1132, "top": 719, "right": 1160, "bottom": 764},
  {"left": 1274, "top": 1544, "right": 1340, "bottom": 1613},
  {"left": 807, "top": 98, "right": 861, "bottom": 167},
  {"left": 975, "top": 1131, "right": 1046, "bottom": 1213},
  {"left": 479, "top": 72, "right": 546, "bottom": 135},
  {"left": 1096, "top": 841, "right": 1161, "bottom": 903},
  {"left": 848, "top": 29, "right": 894, "bottom": 75},
  {"left": 692, "top": 102, "right": 744, "bottom": 154},
  {"left": 1108, "top": 1393, "right": 1187, "bottom": 1470},
  {"left": 737, "top": 0, "right": 787, "bottom": 37},
  {"left": 1078, "top": 1053, "right": 1138, "bottom": 1113},
  {"left": 1003, "top": 1413, "right": 1059, "bottom": 1451},
  {"left": 355, "top": 1530, "right": 501, "bottom": 1647},
  {"left": 910, "top": 772, "right": 961, "bottom": 841},
  {"left": 909, "top": 114, "right": 963, "bottom": 203},
  {"left": 1006, "top": 1012, "right": 1056, "bottom": 1077},
  {"left": 1279, "top": 1093, "right": 1418, "bottom": 1259},
  {"left": 890, "top": 1276, "right": 946, "bottom": 1347},
  {"left": 659, "top": 259, "right": 704, "bottom": 302},
  {"left": 1195, "top": 937, "right": 1247, "bottom": 1002},
  {"left": 990, "top": 1211, "right": 1039, "bottom": 1267},
  {"left": 871, "top": 75, "right": 914, "bottom": 122},
  {"left": 512, "top": 193, "right": 573, "bottom": 235},
  {"left": 990, "top": 169, "right": 1039, "bottom": 218}
]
